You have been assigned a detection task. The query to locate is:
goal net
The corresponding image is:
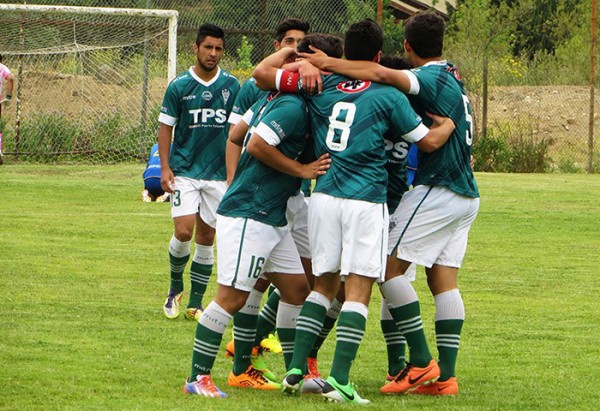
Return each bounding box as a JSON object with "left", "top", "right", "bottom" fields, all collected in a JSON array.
[{"left": 0, "top": 4, "right": 177, "bottom": 163}]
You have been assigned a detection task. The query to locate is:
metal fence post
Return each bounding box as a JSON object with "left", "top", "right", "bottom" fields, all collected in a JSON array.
[{"left": 589, "top": 0, "right": 597, "bottom": 173}]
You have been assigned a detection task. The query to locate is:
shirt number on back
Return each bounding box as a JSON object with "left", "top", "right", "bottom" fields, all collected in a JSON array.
[
  {"left": 463, "top": 94, "right": 473, "bottom": 146},
  {"left": 326, "top": 102, "right": 356, "bottom": 151}
]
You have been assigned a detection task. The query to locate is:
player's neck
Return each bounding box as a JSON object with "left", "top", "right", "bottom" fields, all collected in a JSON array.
[
  {"left": 193, "top": 64, "right": 219, "bottom": 81},
  {"left": 413, "top": 56, "right": 443, "bottom": 68}
]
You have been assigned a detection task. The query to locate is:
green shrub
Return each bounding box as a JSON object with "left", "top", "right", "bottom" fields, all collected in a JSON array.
[
  {"left": 18, "top": 112, "right": 82, "bottom": 160},
  {"left": 473, "top": 117, "right": 550, "bottom": 172}
]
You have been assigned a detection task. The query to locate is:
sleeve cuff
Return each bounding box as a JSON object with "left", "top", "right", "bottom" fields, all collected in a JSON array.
[
  {"left": 403, "top": 123, "right": 429, "bottom": 143},
  {"left": 402, "top": 69, "right": 420, "bottom": 95},
  {"left": 255, "top": 122, "right": 281, "bottom": 146},
  {"left": 158, "top": 113, "right": 177, "bottom": 126}
]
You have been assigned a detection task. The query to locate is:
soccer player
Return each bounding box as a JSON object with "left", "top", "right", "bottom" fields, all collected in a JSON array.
[
  {"left": 142, "top": 143, "right": 170, "bottom": 202},
  {"left": 0, "top": 54, "right": 14, "bottom": 165},
  {"left": 183, "top": 68, "right": 332, "bottom": 397},
  {"left": 225, "top": 19, "right": 333, "bottom": 393},
  {"left": 253, "top": 20, "right": 456, "bottom": 403},
  {"left": 300, "top": 11, "right": 480, "bottom": 396},
  {"left": 158, "top": 23, "right": 240, "bottom": 322}
]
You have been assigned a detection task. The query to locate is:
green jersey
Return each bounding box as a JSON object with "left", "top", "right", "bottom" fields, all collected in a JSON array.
[
  {"left": 228, "top": 78, "right": 268, "bottom": 126},
  {"left": 217, "top": 92, "right": 310, "bottom": 227},
  {"left": 159, "top": 66, "right": 240, "bottom": 180},
  {"left": 404, "top": 61, "right": 479, "bottom": 198},
  {"left": 306, "top": 74, "right": 427, "bottom": 204}
]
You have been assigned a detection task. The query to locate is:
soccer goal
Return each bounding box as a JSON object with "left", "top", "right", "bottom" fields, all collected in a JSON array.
[{"left": 0, "top": 4, "right": 178, "bottom": 163}]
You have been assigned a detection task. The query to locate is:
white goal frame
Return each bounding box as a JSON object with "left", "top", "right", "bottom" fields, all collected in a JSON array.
[{"left": 0, "top": 3, "right": 179, "bottom": 82}]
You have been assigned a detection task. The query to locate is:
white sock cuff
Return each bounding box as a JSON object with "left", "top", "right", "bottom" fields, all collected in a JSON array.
[
  {"left": 306, "top": 291, "right": 332, "bottom": 311},
  {"left": 434, "top": 289, "right": 465, "bottom": 321},
  {"left": 327, "top": 298, "right": 343, "bottom": 319},
  {"left": 380, "top": 298, "right": 393, "bottom": 320},
  {"left": 341, "top": 301, "right": 368, "bottom": 319},
  {"left": 276, "top": 302, "right": 302, "bottom": 329},
  {"left": 380, "top": 275, "right": 418, "bottom": 308},
  {"left": 200, "top": 301, "right": 232, "bottom": 333},
  {"left": 169, "top": 235, "right": 191, "bottom": 258},
  {"left": 239, "top": 289, "right": 263, "bottom": 315},
  {"left": 193, "top": 244, "right": 214, "bottom": 265}
]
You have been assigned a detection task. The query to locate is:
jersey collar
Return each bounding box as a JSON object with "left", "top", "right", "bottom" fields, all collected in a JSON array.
[{"left": 188, "top": 66, "right": 221, "bottom": 87}]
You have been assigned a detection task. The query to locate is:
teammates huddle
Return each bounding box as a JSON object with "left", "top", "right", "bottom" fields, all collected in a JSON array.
[{"left": 157, "top": 13, "right": 479, "bottom": 404}]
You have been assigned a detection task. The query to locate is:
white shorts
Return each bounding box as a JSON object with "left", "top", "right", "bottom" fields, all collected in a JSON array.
[
  {"left": 216, "top": 215, "right": 304, "bottom": 292},
  {"left": 388, "top": 204, "right": 417, "bottom": 282},
  {"left": 308, "top": 193, "right": 388, "bottom": 280},
  {"left": 170, "top": 176, "right": 227, "bottom": 228},
  {"left": 390, "top": 185, "right": 480, "bottom": 268},
  {"left": 286, "top": 191, "right": 311, "bottom": 259}
]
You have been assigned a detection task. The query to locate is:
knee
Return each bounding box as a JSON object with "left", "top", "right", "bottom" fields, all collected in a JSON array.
[
  {"left": 174, "top": 228, "right": 193, "bottom": 243},
  {"left": 279, "top": 280, "right": 310, "bottom": 306}
]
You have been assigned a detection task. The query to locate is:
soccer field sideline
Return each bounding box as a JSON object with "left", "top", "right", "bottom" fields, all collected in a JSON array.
[{"left": 0, "top": 164, "right": 599, "bottom": 410}]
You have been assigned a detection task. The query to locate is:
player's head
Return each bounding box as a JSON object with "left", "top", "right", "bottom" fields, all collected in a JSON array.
[
  {"left": 379, "top": 55, "right": 412, "bottom": 70},
  {"left": 297, "top": 34, "right": 343, "bottom": 59},
  {"left": 403, "top": 12, "right": 445, "bottom": 59},
  {"left": 194, "top": 23, "right": 225, "bottom": 72},
  {"left": 274, "top": 18, "right": 310, "bottom": 51},
  {"left": 344, "top": 19, "right": 384, "bottom": 62}
]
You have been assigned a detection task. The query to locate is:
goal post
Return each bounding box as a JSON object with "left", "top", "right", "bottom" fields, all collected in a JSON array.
[{"left": 0, "top": 4, "right": 178, "bottom": 163}]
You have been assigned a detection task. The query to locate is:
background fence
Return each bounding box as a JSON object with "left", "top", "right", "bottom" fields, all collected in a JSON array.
[{"left": 0, "top": 0, "right": 598, "bottom": 172}]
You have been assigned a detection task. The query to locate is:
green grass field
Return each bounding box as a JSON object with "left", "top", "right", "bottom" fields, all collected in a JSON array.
[{"left": 1, "top": 165, "right": 599, "bottom": 410}]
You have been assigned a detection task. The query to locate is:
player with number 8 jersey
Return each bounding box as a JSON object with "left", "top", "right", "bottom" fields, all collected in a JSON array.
[{"left": 307, "top": 75, "right": 424, "bottom": 203}]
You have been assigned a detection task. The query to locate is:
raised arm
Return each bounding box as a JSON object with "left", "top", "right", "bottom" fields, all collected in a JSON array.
[
  {"left": 299, "top": 47, "right": 412, "bottom": 93},
  {"left": 253, "top": 48, "right": 298, "bottom": 90}
]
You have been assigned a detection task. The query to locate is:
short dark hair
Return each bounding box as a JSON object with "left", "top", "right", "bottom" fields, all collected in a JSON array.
[
  {"left": 404, "top": 12, "right": 444, "bottom": 58},
  {"left": 275, "top": 18, "right": 310, "bottom": 42},
  {"left": 344, "top": 19, "right": 384, "bottom": 61},
  {"left": 379, "top": 55, "right": 412, "bottom": 70},
  {"left": 297, "top": 33, "right": 343, "bottom": 59},
  {"left": 196, "top": 23, "right": 225, "bottom": 46}
]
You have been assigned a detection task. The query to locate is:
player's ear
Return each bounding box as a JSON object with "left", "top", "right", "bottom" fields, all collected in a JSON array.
[
  {"left": 274, "top": 40, "right": 281, "bottom": 51},
  {"left": 403, "top": 39, "right": 411, "bottom": 53},
  {"left": 373, "top": 50, "right": 382, "bottom": 63}
]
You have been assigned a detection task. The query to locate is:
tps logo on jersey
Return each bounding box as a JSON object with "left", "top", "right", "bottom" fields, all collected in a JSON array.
[
  {"left": 202, "top": 91, "right": 213, "bottom": 101},
  {"left": 222, "top": 89, "right": 231, "bottom": 105},
  {"left": 336, "top": 79, "right": 371, "bottom": 93}
]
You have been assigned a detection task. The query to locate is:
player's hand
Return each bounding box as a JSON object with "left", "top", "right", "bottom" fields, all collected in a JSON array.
[
  {"left": 298, "top": 46, "right": 329, "bottom": 70},
  {"left": 297, "top": 60, "right": 322, "bottom": 95},
  {"left": 301, "top": 153, "right": 331, "bottom": 179},
  {"left": 161, "top": 168, "right": 175, "bottom": 193},
  {"left": 426, "top": 111, "right": 455, "bottom": 130}
]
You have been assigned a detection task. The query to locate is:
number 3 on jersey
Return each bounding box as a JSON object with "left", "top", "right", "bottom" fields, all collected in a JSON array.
[{"left": 326, "top": 102, "right": 356, "bottom": 151}]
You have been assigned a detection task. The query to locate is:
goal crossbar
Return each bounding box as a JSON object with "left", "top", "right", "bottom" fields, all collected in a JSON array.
[{"left": 0, "top": 3, "right": 179, "bottom": 81}]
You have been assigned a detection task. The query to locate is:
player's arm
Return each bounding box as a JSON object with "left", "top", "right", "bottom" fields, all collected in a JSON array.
[
  {"left": 226, "top": 119, "right": 249, "bottom": 185},
  {"left": 415, "top": 113, "right": 455, "bottom": 153},
  {"left": 157, "top": 123, "right": 175, "bottom": 193},
  {"left": 299, "top": 47, "right": 412, "bottom": 93},
  {"left": 246, "top": 135, "right": 330, "bottom": 179},
  {"left": 253, "top": 48, "right": 299, "bottom": 90},
  {"left": 0, "top": 72, "right": 14, "bottom": 104}
]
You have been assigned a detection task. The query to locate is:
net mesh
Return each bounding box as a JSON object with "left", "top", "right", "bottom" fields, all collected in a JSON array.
[{"left": 0, "top": 6, "right": 174, "bottom": 162}]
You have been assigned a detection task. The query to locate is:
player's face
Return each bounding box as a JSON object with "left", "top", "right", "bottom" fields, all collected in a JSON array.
[
  {"left": 274, "top": 30, "right": 306, "bottom": 51},
  {"left": 195, "top": 36, "right": 224, "bottom": 72}
]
